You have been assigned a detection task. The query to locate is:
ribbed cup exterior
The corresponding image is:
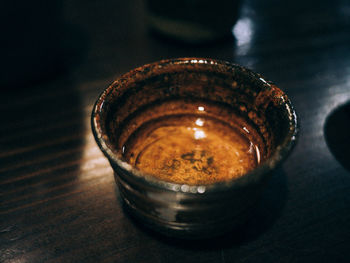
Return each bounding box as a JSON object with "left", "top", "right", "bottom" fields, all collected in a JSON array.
[{"left": 91, "top": 58, "right": 298, "bottom": 238}]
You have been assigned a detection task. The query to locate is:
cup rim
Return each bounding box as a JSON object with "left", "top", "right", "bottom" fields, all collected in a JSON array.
[{"left": 91, "top": 57, "right": 298, "bottom": 194}]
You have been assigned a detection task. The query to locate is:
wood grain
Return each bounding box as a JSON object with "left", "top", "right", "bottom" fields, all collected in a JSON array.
[{"left": 1, "top": 0, "right": 350, "bottom": 262}]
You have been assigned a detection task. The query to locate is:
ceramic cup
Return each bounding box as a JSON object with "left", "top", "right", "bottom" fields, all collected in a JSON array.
[{"left": 91, "top": 58, "right": 298, "bottom": 239}]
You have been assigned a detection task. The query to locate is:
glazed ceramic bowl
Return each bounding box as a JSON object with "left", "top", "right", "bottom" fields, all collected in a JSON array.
[{"left": 91, "top": 58, "right": 298, "bottom": 239}]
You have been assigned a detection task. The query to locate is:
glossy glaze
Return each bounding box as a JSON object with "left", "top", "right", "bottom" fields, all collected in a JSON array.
[{"left": 91, "top": 58, "right": 298, "bottom": 238}]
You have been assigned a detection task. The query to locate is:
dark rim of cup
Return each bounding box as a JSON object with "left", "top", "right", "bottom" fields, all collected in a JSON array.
[{"left": 91, "top": 57, "right": 298, "bottom": 194}]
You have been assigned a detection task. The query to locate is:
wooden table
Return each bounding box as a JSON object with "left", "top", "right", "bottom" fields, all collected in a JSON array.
[{"left": 1, "top": 0, "right": 350, "bottom": 262}]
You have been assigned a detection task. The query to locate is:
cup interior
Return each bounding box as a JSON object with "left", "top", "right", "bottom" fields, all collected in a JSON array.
[{"left": 93, "top": 58, "right": 297, "bottom": 186}]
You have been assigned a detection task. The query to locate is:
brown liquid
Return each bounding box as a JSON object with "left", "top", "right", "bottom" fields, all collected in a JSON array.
[{"left": 123, "top": 110, "right": 260, "bottom": 185}]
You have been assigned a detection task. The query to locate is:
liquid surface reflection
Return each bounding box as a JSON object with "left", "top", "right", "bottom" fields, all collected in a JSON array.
[{"left": 124, "top": 113, "right": 260, "bottom": 185}]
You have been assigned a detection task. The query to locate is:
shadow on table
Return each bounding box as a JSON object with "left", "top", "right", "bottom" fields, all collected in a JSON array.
[
  {"left": 1, "top": 0, "right": 88, "bottom": 89},
  {"left": 0, "top": 0, "right": 88, "bottom": 215},
  {"left": 125, "top": 167, "right": 288, "bottom": 249},
  {"left": 324, "top": 101, "right": 350, "bottom": 172}
]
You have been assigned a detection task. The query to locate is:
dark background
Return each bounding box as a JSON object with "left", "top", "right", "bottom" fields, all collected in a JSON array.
[{"left": 1, "top": 0, "right": 350, "bottom": 262}]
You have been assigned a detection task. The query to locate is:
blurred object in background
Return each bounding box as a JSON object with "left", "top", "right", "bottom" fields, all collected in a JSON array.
[
  {"left": 145, "top": 0, "right": 242, "bottom": 44},
  {"left": 324, "top": 102, "right": 350, "bottom": 172}
]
